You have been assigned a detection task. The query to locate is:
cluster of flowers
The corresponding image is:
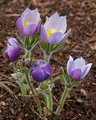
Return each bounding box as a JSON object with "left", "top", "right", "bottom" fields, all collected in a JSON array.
[{"left": 4, "top": 8, "right": 92, "bottom": 116}]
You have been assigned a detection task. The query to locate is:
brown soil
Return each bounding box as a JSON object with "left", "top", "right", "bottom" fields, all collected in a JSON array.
[{"left": 0, "top": 0, "right": 96, "bottom": 120}]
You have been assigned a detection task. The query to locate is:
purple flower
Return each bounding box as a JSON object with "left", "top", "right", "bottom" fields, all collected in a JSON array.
[
  {"left": 41, "top": 12, "right": 71, "bottom": 44},
  {"left": 17, "top": 8, "right": 41, "bottom": 36},
  {"left": 4, "top": 38, "right": 21, "bottom": 62},
  {"left": 67, "top": 56, "right": 92, "bottom": 80},
  {"left": 31, "top": 60, "right": 52, "bottom": 82},
  {"left": 22, "top": 59, "right": 30, "bottom": 67}
]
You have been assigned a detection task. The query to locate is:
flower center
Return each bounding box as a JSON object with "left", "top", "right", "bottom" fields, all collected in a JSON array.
[
  {"left": 23, "top": 21, "right": 32, "bottom": 28},
  {"left": 47, "top": 29, "right": 57, "bottom": 37}
]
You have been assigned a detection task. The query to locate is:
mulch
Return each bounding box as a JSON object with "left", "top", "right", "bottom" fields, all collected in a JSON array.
[{"left": 0, "top": 0, "right": 96, "bottom": 119}]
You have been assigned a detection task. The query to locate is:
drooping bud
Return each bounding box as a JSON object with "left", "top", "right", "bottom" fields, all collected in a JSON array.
[{"left": 4, "top": 38, "right": 21, "bottom": 62}]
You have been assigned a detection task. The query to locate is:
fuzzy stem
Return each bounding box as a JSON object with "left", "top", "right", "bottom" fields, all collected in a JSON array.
[
  {"left": 44, "top": 52, "right": 50, "bottom": 63},
  {"left": 25, "top": 72, "right": 42, "bottom": 116},
  {"left": 44, "top": 51, "right": 53, "bottom": 63},
  {"left": 25, "top": 49, "right": 31, "bottom": 59},
  {"left": 43, "top": 52, "right": 53, "bottom": 111},
  {"left": 56, "top": 86, "right": 69, "bottom": 114}
]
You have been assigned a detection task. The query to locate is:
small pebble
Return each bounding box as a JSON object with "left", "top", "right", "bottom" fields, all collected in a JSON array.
[
  {"left": 77, "top": 99, "right": 83, "bottom": 104},
  {"left": 80, "top": 89, "right": 88, "bottom": 97},
  {"left": 0, "top": 101, "right": 6, "bottom": 106},
  {"left": 0, "top": 110, "right": 2, "bottom": 113}
]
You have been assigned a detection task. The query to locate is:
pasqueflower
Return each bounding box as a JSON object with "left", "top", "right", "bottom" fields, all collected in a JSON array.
[
  {"left": 41, "top": 12, "right": 71, "bottom": 44},
  {"left": 4, "top": 38, "right": 21, "bottom": 62},
  {"left": 17, "top": 8, "right": 41, "bottom": 36},
  {"left": 67, "top": 56, "right": 92, "bottom": 80},
  {"left": 31, "top": 60, "right": 52, "bottom": 82}
]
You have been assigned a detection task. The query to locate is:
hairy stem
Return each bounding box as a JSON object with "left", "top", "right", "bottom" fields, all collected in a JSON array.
[
  {"left": 25, "top": 72, "right": 42, "bottom": 116},
  {"left": 43, "top": 52, "right": 53, "bottom": 111},
  {"left": 56, "top": 86, "right": 69, "bottom": 114},
  {"left": 44, "top": 52, "right": 51, "bottom": 63}
]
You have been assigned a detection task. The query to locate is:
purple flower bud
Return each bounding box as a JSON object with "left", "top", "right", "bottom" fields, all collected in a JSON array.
[
  {"left": 41, "top": 12, "right": 71, "bottom": 44},
  {"left": 67, "top": 56, "right": 92, "bottom": 80},
  {"left": 31, "top": 60, "right": 52, "bottom": 82},
  {"left": 4, "top": 38, "right": 21, "bottom": 62},
  {"left": 16, "top": 8, "right": 41, "bottom": 36},
  {"left": 22, "top": 60, "right": 30, "bottom": 67}
]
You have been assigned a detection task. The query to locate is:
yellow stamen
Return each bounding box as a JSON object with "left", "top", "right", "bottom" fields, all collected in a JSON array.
[
  {"left": 23, "top": 21, "right": 32, "bottom": 28},
  {"left": 47, "top": 29, "right": 57, "bottom": 37}
]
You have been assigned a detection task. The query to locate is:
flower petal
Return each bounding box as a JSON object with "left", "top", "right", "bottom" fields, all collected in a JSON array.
[
  {"left": 17, "top": 8, "right": 41, "bottom": 36},
  {"left": 7, "top": 46, "right": 20, "bottom": 61},
  {"left": 70, "top": 69, "right": 82, "bottom": 80},
  {"left": 22, "top": 8, "right": 40, "bottom": 24},
  {"left": 35, "top": 20, "right": 41, "bottom": 33},
  {"left": 8, "top": 38, "right": 21, "bottom": 53},
  {"left": 48, "top": 32, "right": 63, "bottom": 44},
  {"left": 8, "top": 38, "right": 18, "bottom": 45},
  {"left": 44, "top": 12, "right": 59, "bottom": 30},
  {"left": 56, "top": 16, "right": 67, "bottom": 33},
  {"left": 32, "top": 67, "right": 45, "bottom": 82},
  {"left": 30, "top": 8, "right": 40, "bottom": 24},
  {"left": 74, "top": 57, "right": 85, "bottom": 72},
  {"left": 16, "top": 17, "right": 24, "bottom": 34},
  {"left": 23, "top": 23, "right": 37, "bottom": 36},
  {"left": 81, "top": 63, "right": 92, "bottom": 78},
  {"left": 21, "top": 8, "right": 30, "bottom": 17},
  {"left": 57, "top": 29, "right": 71, "bottom": 44},
  {"left": 67, "top": 55, "right": 74, "bottom": 74},
  {"left": 41, "top": 63, "right": 52, "bottom": 79},
  {"left": 41, "top": 25, "right": 49, "bottom": 43}
]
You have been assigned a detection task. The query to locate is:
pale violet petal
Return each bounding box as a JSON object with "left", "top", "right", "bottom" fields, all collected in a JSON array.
[
  {"left": 81, "top": 63, "right": 92, "bottom": 78},
  {"left": 21, "top": 8, "right": 30, "bottom": 17},
  {"left": 56, "top": 29, "right": 71, "bottom": 44},
  {"left": 70, "top": 69, "right": 82, "bottom": 80},
  {"left": 74, "top": 57, "right": 86, "bottom": 72},
  {"left": 40, "top": 25, "right": 49, "bottom": 43},
  {"left": 30, "top": 8, "right": 40, "bottom": 24},
  {"left": 56, "top": 16, "right": 67, "bottom": 34},
  {"left": 7, "top": 46, "right": 20, "bottom": 61},
  {"left": 48, "top": 32, "right": 63, "bottom": 44},
  {"left": 23, "top": 23, "right": 37, "bottom": 36},
  {"left": 44, "top": 12, "right": 59, "bottom": 30},
  {"left": 16, "top": 17, "right": 24, "bottom": 34},
  {"left": 22, "top": 8, "right": 40, "bottom": 24},
  {"left": 67, "top": 55, "right": 74, "bottom": 74}
]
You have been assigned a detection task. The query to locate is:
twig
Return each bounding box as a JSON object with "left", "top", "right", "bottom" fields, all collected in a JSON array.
[
  {"left": 0, "top": 92, "right": 7, "bottom": 99},
  {"left": 3, "top": 14, "right": 20, "bottom": 17},
  {"left": 0, "top": 82, "right": 14, "bottom": 95},
  {"left": 0, "top": 73, "right": 13, "bottom": 81},
  {"left": 32, "top": 106, "right": 44, "bottom": 119}
]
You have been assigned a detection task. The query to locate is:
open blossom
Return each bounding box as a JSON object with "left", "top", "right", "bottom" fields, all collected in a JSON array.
[
  {"left": 17, "top": 8, "right": 41, "bottom": 36},
  {"left": 41, "top": 12, "right": 71, "bottom": 44},
  {"left": 4, "top": 38, "right": 21, "bottom": 62},
  {"left": 31, "top": 60, "right": 52, "bottom": 82},
  {"left": 67, "top": 56, "right": 92, "bottom": 80}
]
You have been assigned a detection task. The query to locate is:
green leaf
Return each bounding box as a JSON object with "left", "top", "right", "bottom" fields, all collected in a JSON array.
[
  {"left": 14, "top": 41, "right": 24, "bottom": 48},
  {"left": 20, "top": 82, "right": 27, "bottom": 95},
  {"left": 44, "top": 94, "right": 53, "bottom": 111}
]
